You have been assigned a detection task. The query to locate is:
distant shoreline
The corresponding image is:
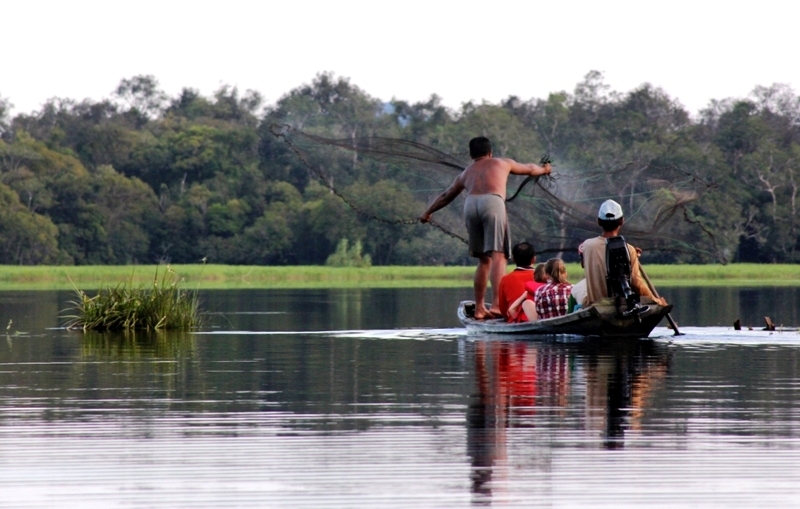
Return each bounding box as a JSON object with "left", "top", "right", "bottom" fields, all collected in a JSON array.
[{"left": 0, "top": 264, "right": 798, "bottom": 291}]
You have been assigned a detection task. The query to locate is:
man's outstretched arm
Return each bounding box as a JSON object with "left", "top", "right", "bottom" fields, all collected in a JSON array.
[
  {"left": 505, "top": 159, "right": 552, "bottom": 177},
  {"left": 419, "top": 179, "right": 465, "bottom": 223}
]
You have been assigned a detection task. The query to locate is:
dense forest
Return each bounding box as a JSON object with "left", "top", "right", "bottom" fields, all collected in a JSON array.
[{"left": 0, "top": 72, "right": 799, "bottom": 266}]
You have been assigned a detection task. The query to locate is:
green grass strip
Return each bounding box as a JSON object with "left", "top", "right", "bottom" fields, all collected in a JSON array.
[{"left": 0, "top": 263, "right": 799, "bottom": 290}]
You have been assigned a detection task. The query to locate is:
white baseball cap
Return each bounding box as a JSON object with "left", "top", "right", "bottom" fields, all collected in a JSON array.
[{"left": 598, "top": 199, "right": 623, "bottom": 220}]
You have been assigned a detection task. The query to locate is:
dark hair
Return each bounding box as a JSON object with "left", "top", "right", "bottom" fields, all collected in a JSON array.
[
  {"left": 598, "top": 217, "right": 624, "bottom": 232},
  {"left": 511, "top": 241, "right": 536, "bottom": 267},
  {"left": 469, "top": 137, "right": 492, "bottom": 159},
  {"left": 534, "top": 263, "right": 547, "bottom": 282}
]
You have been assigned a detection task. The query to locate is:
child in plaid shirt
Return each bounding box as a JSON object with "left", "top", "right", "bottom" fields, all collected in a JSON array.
[{"left": 535, "top": 259, "right": 572, "bottom": 319}]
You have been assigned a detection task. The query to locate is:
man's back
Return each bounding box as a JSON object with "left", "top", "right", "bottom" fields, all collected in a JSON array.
[
  {"left": 581, "top": 236, "right": 612, "bottom": 305},
  {"left": 581, "top": 236, "right": 654, "bottom": 306},
  {"left": 459, "top": 158, "right": 513, "bottom": 198},
  {"left": 459, "top": 156, "right": 548, "bottom": 199}
]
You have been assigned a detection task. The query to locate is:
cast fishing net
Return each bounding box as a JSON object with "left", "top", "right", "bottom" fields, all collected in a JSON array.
[{"left": 270, "top": 124, "right": 718, "bottom": 263}]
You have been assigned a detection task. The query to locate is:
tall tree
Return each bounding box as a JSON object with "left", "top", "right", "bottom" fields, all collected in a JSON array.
[{"left": 114, "top": 75, "right": 168, "bottom": 122}]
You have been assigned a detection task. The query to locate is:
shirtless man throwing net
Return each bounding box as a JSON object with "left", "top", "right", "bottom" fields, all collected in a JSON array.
[{"left": 418, "top": 137, "right": 552, "bottom": 320}]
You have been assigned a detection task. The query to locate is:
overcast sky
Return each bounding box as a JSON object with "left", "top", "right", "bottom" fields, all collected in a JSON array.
[{"left": 3, "top": 0, "right": 798, "bottom": 118}]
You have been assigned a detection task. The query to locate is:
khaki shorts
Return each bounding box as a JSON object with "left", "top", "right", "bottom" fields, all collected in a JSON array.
[{"left": 463, "top": 194, "right": 510, "bottom": 258}]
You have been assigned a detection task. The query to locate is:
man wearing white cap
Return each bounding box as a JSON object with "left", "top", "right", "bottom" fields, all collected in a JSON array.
[{"left": 579, "top": 199, "right": 666, "bottom": 307}]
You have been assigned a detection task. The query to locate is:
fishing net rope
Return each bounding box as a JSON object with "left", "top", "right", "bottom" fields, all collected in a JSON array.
[{"left": 270, "top": 124, "right": 719, "bottom": 260}]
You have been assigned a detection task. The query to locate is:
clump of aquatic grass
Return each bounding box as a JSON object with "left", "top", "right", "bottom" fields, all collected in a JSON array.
[{"left": 63, "top": 266, "right": 200, "bottom": 331}]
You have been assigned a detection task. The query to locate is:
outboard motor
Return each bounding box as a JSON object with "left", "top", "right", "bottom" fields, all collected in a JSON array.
[{"left": 605, "top": 236, "right": 649, "bottom": 318}]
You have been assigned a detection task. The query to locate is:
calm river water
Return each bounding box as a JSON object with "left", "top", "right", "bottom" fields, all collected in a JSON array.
[{"left": 2, "top": 286, "right": 800, "bottom": 508}]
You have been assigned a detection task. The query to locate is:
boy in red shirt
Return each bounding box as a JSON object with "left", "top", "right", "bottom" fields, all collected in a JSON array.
[{"left": 497, "top": 242, "right": 541, "bottom": 321}]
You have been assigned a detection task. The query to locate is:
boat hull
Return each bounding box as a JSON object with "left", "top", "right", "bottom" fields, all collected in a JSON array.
[{"left": 458, "top": 299, "right": 673, "bottom": 338}]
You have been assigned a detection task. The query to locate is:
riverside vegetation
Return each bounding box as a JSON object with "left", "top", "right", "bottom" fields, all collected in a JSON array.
[
  {"left": 1, "top": 264, "right": 799, "bottom": 292},
  {"left": 63, "top": 267, "right": 200, "bottom": 330},
  {"left": 1, "top": 72, "right": 800, "bottom": 267}
]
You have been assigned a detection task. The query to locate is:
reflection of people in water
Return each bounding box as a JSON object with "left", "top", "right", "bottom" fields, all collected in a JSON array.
[
  {"left": 583, "top": 342, "right": 670, "bottom": 448},
  {"left": 467, "top": 342, "right": 507, "bottom": 501},
  {"left": 467, "top": 341, "right": 567, "bottom": 501},
  {"left": 466, "top": 339, "right": 670, "bottom": 501}
]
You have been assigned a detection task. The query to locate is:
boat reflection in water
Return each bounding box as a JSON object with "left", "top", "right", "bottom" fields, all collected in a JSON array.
[{"left": 467, "top": 338, "right": 671, "bottom": 501}]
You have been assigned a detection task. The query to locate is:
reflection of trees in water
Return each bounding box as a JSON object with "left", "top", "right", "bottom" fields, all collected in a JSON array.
[{"left": 467, "top": 338, "right": 671, "bottom": 502}]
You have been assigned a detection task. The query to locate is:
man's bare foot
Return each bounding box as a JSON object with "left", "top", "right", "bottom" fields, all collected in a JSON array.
[
  {"left": 474, "top": 307, "right": 503, "bottom": 320},
  {"left": 488, "top": 307, "right": 502, "bottom": 317},
  {"left": 473, "top": 306, "right": 491, "bottom": 320}
]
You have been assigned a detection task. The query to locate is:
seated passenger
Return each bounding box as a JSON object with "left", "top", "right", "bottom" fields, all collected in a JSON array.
[
  {"left": 567, "top": 244, "right": 586, "bottom": 313},
  {"left": 529, "top": 263, "right": 547, "bottom": 294},
  {"left": 581, "top": 199, "right": 667, "bottom": 307},
  {"left": 534, "top": 258, "right": 573, "bottom": 319},
  {"left": 568, "top": 279, "right": 587, "bottom": 313},
  {"left": 507, "top": 262, "right": 547, "bottom": 322},
  {"left": 497, "top": 242, "right": 537, "bottom": 320}
]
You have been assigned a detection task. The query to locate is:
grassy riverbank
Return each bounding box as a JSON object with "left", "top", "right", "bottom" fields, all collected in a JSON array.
[{"left": 0, "top": 264, "right": 798, "bottom": 290}]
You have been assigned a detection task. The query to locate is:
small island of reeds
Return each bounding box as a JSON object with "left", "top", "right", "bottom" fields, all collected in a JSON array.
[{"left": 63, "top": 267, "right": 200, "bottom": 331}]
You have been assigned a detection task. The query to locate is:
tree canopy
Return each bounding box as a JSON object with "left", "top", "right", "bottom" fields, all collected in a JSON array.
[{"left": 1, "top": 72, "right": 799, "bottom": 265}]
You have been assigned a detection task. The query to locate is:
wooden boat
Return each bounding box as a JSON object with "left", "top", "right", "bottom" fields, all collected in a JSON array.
[{"left": 458, "top": 298, "right": 674, "bottom": 338}]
